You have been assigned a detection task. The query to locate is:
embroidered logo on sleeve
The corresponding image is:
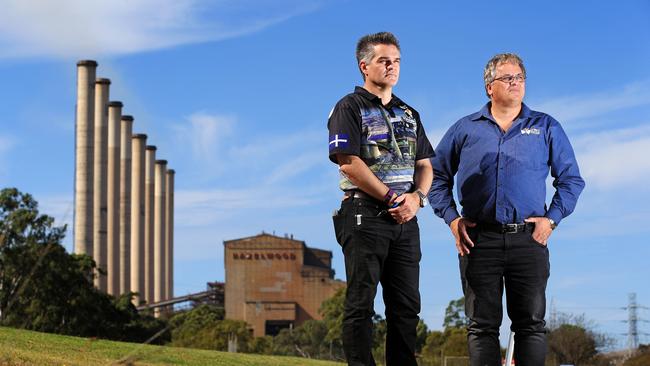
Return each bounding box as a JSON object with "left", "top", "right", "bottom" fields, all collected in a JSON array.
[
  {"left": 329, "top": 134, "right": 349, "bottom": 151},
  {"left": 520, "top": 128, "right": 541, "bottom": 135}
]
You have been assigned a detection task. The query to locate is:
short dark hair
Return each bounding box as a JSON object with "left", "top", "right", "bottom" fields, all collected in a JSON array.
[{"left": 356, "top": 32, "right": 400, "bottom": 79}]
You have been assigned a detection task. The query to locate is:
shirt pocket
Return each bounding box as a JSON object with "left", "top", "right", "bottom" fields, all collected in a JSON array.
[{"left": 515, "top": 133, "right": 548, "bottom": 170}]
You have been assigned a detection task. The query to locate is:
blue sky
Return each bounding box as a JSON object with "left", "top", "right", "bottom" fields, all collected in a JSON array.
[{"left": 1, "top": 0, "right": 649, "bottom": 350}]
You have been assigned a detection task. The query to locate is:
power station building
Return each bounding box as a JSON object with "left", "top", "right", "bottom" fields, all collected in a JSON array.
[{"left": 224, "top": 233, "right": 345, "bottom": 337}]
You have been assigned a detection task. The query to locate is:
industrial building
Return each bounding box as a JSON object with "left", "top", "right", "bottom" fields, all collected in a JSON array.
[{"left": 224, "top": 233, "right": 345, "bottom": 337}]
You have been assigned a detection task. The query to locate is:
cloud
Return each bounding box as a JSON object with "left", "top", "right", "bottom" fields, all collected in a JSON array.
[
  {"left": 0, "top": 135, "right": 16, "bottom": 183},
  {"left": 172, "top": 112, "right": 235, "bottom": 162},
  {"left": 265, "top": 151, "right": 324, "bottom": 184},
  {"left": 175, "top": 185, "right": 326, "bottom": 227},
  {"left": 533, "top": 81, "right": 650, "bottom": 123},
  {"left": 573, "top": 124, "right": 650, "bottom": 190},
  {"left": 0, "top": 0, "right": 322, "bottom": 59}
]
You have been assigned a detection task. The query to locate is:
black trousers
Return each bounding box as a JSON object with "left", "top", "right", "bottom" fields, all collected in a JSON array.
[
  {"left": 333, "top": 197, "right": 421, "bottom": 366},
  {"left": 460, "top": 225, "right": 550, "bottom": 366}
]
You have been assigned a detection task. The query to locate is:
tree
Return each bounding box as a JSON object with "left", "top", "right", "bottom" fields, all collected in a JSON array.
[
  {"left": 548, "top": 324, "right": 597, "bottom": 365},
  {"left": 546, "top": 313, "right": 613, "bottom": 366},
  {"left": 272, "top": 320, "right": 331, "bottom": 359},
  {"left": 169, "top": 304, "right": 250, "bottom": 351},
  {"left": 443, "top": 297, "right": 468, "bottom": 329},
  {"left": 0, "top": 188, "right": 168, "bottom": 343},
  {"left": 319, "top": 286, "right": 345, "bottom": 346}
]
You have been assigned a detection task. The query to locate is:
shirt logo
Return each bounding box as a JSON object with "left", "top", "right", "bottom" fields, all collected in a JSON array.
[
  {"left": 520, "top": 128, "right": 541, "bottom": 135},
  {"left": 329, "top": 134, "right": 349, "bottom": 151}
]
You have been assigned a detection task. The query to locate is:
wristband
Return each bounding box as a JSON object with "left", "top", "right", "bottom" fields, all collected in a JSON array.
[{"left": 383, "top": 188, "right": 396, "bottom": 204}]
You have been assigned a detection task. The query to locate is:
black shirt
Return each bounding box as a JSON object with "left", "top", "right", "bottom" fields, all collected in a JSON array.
[{"left": 328, "top": 86, "right": 435, "bottom": 194}]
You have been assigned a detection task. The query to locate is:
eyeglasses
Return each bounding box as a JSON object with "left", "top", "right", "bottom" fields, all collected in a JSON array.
[{"left": 493, "top": 73, "right": 526, "bottom": 84}]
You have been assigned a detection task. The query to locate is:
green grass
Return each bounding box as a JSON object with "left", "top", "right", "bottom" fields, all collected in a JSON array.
[{"left": 0, "top": 327, "right": 344, "bottom": 366}]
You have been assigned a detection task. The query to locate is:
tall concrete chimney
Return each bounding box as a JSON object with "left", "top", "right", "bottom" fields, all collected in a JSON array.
[
  {"left": 93, "top": 78, "right": 110, "bottom": 291},
  {"left": 106, "top": 101, "right": 122, "bottom": 295},
  {"left": 120, "top": 115, "right": 134, "bottom": 295},
  {"left": 154, "top": 160, "right": 167, "bottom": 308},
  {"left": 144, "top": 146, "right": 156, "bottom": 304},
  {"left": 74, "top": 60, "right": 97, "bottom": 256},
  {"left": 165, "top": 169, "right": 175, "bottom": 301},
  {"left": 130, "top": 134, "right": 146, "bottom": 304}
]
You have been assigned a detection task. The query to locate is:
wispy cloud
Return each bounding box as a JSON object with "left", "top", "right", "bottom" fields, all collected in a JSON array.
[
  {"left": 0, "top": 135, "right": 15, "bottom": 154},
  {"left": 172, "top": 112, "right": 235, "bottom": 162},
  {"left": 533, "top": 81, "right": 650, "bottom": 123},
  {"left": 0, "top": 0, "right": 322, "bottom": 59},
  {"left": 573, "top": 124, "right": 650, "bottom": 190},
  {"left": 175, "top": 184, "right": 328, "bottom": 227},
  {"left": 0, "top": 135, "right": 16, "bottom": 183}
]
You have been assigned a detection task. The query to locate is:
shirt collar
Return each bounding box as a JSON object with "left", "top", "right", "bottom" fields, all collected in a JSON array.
[
  {"left": 470, "top": 102, "right": 532, "bottom": 122},
  {"left": 354, "top": 86, "right": 402, "bottom": 108}
]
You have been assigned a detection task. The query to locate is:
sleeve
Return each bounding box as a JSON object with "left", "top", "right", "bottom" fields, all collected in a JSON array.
[
  {"left": 428, "top": 122, "right": 461, "bottom": 225},
  {"left": 414, "top": 110, "right": 435, "bottom": 160},
  {"left": 327, "top": 98, "right": 361, "bottom": 164},
  {"left": 545, "top": 118, "right": 586, "bottom": 224}
]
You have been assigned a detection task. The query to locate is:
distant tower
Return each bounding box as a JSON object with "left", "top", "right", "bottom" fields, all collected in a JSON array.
[
  {"left": 74, "top": 60, "right": 97, "bottom": 256},
  {"left": 154, "top": 160, "right": 167, "bottom": 312},
  {"left": 119, "top": 115, "right": 133, "bottom": 294},
  {"left": 93, "top": 78, "right": 110, "bottom": 291},
  {"left": 549, "top": 297, "right": 557, "bottom": 330},
  {"left": 106, "top": 101, "right": 123, "bottom": 295},
  {"left": 627, "top": 292, "right": 639, "bottom": 355}
]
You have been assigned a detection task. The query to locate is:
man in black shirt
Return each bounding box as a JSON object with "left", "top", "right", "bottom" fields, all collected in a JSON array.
[{"left": 328, "top": 32, "right": 434, "bottom": 366}]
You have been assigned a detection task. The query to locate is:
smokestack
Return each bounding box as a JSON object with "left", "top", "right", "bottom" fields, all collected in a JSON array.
[
  {"left": 130, "top": 134, "right": 146, "bottom": 304},
  {"left": 106, "top": 101, "right": 122, "bottom": 295},
  {"left": 74, "top": 60, "right": 97, "bottom": 256},
  {"left": 93, "top": 78, "right": 110, "bottom": 291},
  {"left": 120, "top": 115, "right": 133, "bottom": 295},
  {"left": 165, "top": 169, "right": 175, "bottom": 301},
  {"left": 144, "top": 146, "right": 156, "bottom": 303},
  {"left": 154, "top": 160, "right": 167, "bottom": 310}
]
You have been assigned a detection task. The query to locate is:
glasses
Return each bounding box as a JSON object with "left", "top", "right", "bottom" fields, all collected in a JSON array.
[{"left": 493, "top": 73, "right": 526, "bottom": 84}]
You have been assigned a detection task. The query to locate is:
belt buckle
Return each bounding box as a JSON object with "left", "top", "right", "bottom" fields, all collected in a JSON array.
[{"left": 503, "top": 224, "right": 519, "bottom": 234}]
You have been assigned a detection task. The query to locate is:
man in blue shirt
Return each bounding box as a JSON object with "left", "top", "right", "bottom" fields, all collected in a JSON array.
[{"left": 429, "top": 53, "right": 585, "bottom": 365}]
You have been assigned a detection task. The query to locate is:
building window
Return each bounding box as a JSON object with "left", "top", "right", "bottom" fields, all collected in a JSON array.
[{"left": 265, "top": 320, "right": 293, "bottom": 336}]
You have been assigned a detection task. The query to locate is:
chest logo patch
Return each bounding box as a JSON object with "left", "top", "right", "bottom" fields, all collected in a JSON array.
[
  {"left": 520, "top": 128, "right": 541, "bottom": 135},
  {"left": 329, "top": 134, "right": 349, "bottom": 151}
]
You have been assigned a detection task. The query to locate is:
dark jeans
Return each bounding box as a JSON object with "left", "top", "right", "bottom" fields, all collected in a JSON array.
[
  {"left": 333, "top": 197, "right": 421, "bottom": 366},
  {"left": 459, "top": 225, "right": 550, "bottom": 366}
]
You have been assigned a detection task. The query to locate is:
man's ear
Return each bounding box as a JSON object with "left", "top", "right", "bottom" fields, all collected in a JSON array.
[{"left": 359, "top": 61, "right": 368, "bottom": 78}]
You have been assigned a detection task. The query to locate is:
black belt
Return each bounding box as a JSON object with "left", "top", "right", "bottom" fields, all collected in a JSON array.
[{"left": 477, "top": 222, "right": 535, "bottom": 234}]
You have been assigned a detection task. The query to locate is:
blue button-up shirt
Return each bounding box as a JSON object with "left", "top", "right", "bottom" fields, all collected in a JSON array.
[{"left": 429, "top": 102, "right": 585, "bottom": 225}]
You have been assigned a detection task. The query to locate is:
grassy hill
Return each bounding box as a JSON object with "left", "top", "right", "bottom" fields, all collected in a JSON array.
[{"left": 0, "top": 326, "right": 344, "bottom": 366}]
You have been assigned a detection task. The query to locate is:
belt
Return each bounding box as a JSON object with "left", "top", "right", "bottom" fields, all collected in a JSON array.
[
  {"left": 477, "top": 222, "right": 535, "bottom": 234},
  {"left": 343, "top": 190, "right": 377, "bottom": 201}
]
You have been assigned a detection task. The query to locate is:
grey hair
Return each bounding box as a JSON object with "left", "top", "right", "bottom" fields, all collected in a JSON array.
[
  {"left": 483, "top": 53, "right": 526, "bottom": 98},
  {"left": 356, "top": 32, "right": 401, "bottom": 80}
]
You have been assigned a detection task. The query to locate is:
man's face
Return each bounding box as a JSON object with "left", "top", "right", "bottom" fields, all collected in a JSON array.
[
  {"left": 487, "top": 62, "right": 525, "bottom": 106},
  {"left": 360, "top": 44, "right": 400, "bottom": 88}
]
